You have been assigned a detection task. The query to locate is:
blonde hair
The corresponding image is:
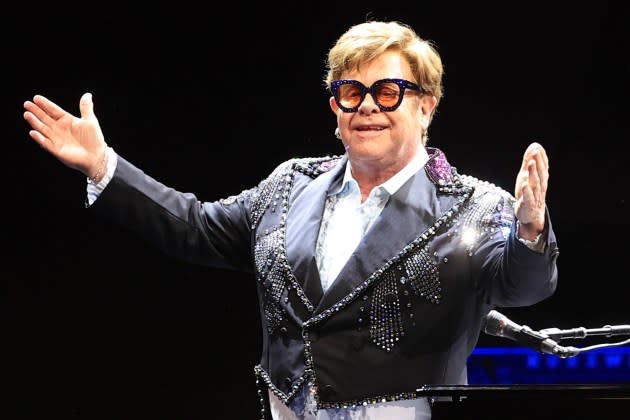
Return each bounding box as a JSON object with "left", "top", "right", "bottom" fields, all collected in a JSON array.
[{"left": 324, "top": 21, "right": 444, "bottom": 116}]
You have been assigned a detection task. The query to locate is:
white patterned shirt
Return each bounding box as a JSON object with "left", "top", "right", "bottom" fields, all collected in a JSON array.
[{"left": 315, "top": 149, "right": 429, "bottom": 292}]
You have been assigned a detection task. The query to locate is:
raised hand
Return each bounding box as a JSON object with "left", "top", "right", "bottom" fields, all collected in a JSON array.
[
  {"left": 23, "top": 93, "right": 108, "bottom": 181},
  {"left": 513, "top": 142, "right": 549, "bottom": 240}
]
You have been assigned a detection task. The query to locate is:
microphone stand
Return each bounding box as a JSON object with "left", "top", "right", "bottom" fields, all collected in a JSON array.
[{"left": 538, "top": 323, "right": 630, "bottom": 358}]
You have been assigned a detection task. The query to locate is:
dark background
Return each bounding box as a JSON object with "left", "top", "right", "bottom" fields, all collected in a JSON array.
[{"left": 5, "top": 2, "right": 629, "bottom": 418}]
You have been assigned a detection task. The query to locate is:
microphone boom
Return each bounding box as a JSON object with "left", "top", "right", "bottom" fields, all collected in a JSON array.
[{"left": 483, "top": 310, "right": 569, "bottom": 357}]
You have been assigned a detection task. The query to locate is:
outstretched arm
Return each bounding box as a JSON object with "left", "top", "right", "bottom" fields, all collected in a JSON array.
[
  {"left": 514, "top": 142, "right": 549, "bottom": 241},
  {"left": 23, "top": 93, "right": 108, "bottom": 183}
]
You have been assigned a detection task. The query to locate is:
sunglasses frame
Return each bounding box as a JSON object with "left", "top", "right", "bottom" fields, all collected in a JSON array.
[{"left": 331, "top": 78, "right": 425, "bottom": 112}]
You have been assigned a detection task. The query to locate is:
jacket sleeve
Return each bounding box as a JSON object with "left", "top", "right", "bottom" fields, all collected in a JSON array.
[
  {"left": 474, "top": 197, "right": 559, "bottom": 307},
  {"left": 88, "top": 155, "right": 256, "bottom": 272}
]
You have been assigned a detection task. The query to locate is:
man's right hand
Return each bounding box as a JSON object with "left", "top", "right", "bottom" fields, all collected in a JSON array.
[{"left": 23, "top": 92, "right": 108, "bottom": 181}]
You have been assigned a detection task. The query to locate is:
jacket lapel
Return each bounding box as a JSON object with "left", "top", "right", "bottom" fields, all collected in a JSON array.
[
  {"left": 313, "top": 149, "right": 464, "bottom": 316},
  {"left": 285, "top": 156, "right": 347, "bottom": 309}
]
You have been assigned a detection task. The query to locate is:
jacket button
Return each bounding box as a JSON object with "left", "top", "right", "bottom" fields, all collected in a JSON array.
[
  {"left": 280, "top": 327, "right": 288, "bottom": 335},
  {"left": 285, "top": 377, "right": 293, "bottom": 388}
]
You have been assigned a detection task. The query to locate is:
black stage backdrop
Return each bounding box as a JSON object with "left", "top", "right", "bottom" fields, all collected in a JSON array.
[{"left": 5, "top": 2, "right": 629, "bottom": 418}]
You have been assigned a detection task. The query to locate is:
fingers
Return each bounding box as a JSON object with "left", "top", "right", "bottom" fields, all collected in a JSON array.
[
  {"left": 23, "top": 101, "right": 56, "bottom": 137},
  {"left": 519, "top": 142, "right": 549, "bottom": 190},
  {"left": 519, "top": 172, "right": 536, "bottom": 210},
  {"left": 520, "top": 158, "right": 546, "bottom": 207},
  {"left": 519, "top": 142, "right": 539, "bottom": 172},
  {"left": 533, "top": 150, "right": 548, "bottom": 197},
  {"left": 515, "top": 160, "right": 538, "bottom": 201},
  {"left": 515, "top": 168, "right": 545, "bottom": 228},
  {"left": 514, "top": 142, "right": 550, "bottom": 231},
  {"left": 528, "top": 143, "right": 549, "bottom": 197},
  {"left": 27, "top": 129, "right": 50, "bottom": 150},
  {"left": 523, "top": 142, "right": 549, "bottom": 171},
  {"left": 23, "top": 94, "right": 75, "bottom": 143},
  {"left": 23, "top": 108, "right": 50, "bottom": 148},
  {"left": 526, "top": 159, "right": 543, "bottom": 208},
  {"left": 32, "top": 94, "right": 67, "bottom": 120},
  {"left": 23, "top": 114, "right": 55, "bottom": 153}
]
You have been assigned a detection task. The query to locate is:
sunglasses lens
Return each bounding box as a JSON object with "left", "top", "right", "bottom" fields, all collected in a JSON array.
[
  {"left": 334, "top": 80, "right": 410, "bottom": 111},
  {"left": 375, "top": 82, "right": 401, "bottom": 107},
  {"left": 337, "top": 84, "right": 362, "bottom": 109}
]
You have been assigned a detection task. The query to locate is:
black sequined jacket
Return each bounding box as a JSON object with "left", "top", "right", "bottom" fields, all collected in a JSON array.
[{"left": 89, "top": 147, "right": 559, "bottom": 413}]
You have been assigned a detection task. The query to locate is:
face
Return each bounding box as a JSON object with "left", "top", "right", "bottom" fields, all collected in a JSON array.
[{"left": 329, "top": 50, "right": 437, "bottom": 172}]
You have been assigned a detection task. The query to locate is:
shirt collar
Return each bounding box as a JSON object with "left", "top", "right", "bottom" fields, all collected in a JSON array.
[{"left": 330, "top": 146, "right": 429, "bottom": 197}]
